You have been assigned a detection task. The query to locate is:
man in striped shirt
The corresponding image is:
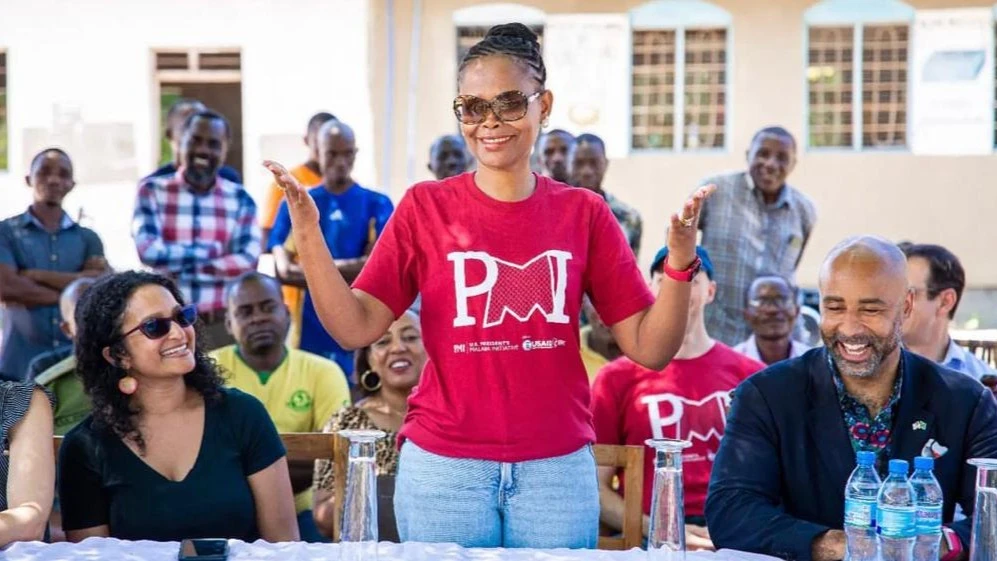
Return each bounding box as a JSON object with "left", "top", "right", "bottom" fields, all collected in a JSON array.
[{"left": 132, "top": 110, "right": 261, "bottom": 350}]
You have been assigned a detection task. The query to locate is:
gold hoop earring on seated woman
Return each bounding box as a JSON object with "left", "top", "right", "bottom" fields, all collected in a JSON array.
[
  {"left": 118, "top": 376, "right": 138, "bottom": 395},
  {"left": 360, "top": 370, "right": 382, "bottom": 393}
]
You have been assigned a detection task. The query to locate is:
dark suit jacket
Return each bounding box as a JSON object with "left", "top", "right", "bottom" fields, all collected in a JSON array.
[{"left": 705, "top": 348, "right": 997, "bottom": 561}]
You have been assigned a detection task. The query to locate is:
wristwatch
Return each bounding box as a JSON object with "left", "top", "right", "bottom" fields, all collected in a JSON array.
[{"left": 662, "top": 255, "right": 702, "bottom": 283}]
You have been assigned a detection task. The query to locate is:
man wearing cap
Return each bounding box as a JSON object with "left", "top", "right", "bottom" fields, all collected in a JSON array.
[{"left": 590, "top": 246, "right": 764, "bottom": 549}]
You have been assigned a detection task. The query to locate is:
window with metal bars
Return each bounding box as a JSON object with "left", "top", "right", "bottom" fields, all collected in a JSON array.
[
  {"left": 0, "top": 51, "right": 6, "bottom": 171},
  {"left": 631, "top": 28, "right": 728, "bottom": 151},
  {"left": 455, "top": 25, "right": 544, "bottom": 69},
  {"left": 806, "top": 24, "right": 908, "bottom": 149}
]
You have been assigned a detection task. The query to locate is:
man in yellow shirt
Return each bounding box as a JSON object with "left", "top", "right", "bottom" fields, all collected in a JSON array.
[{"left": 211, "top": 271, "right": 350, "bottom": 542}]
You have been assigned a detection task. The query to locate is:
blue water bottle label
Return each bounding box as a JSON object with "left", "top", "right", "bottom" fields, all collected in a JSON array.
[
  {"left": 844, "top": 498, "right": 877, "bottom": 528},
  {"left": 877, "top": 505, "right": 916, "bottom": 539},
  {"left": 915, "top": 504, "right": 943, "bottom": 535}
]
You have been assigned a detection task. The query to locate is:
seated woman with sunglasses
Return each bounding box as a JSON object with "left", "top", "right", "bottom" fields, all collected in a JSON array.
[
  {"left": 312, "top": 309, "right": 426, "bottom": 541},
  {"left": 264, "top": 23, "right": 712, "bottom": 549},
  {"left": 58, "top": 271, "right": 299, "bottom": 543}
]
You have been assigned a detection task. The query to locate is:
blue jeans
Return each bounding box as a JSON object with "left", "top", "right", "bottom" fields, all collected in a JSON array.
[{"left": 394, "top": 441, "right": 599, "bottom": 548}]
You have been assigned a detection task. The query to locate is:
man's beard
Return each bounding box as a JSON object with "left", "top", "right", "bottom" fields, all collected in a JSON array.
[
  {"left": 823, "top": 316, "right": 902, "bottom": 379},
  {"left": 185, "top": 166, "right": 217, "bottom": 188}
]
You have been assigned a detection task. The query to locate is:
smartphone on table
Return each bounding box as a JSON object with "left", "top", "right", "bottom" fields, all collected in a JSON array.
[{"left": 178, "top": 538, "right": 229, "bottom": 561}]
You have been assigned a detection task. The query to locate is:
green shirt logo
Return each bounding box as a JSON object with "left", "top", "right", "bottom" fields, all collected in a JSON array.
[{"left": 287, "top": 390, "right": 313, "bottom": 413}]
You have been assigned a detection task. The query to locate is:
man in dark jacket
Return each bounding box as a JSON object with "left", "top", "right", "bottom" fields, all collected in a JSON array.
[{"left": 706, "top": 236, "right": 997, "bottom": 561}]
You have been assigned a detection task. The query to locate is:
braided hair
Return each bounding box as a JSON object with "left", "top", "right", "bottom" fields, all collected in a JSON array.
[{"left": 459, "top": 23, "right": 546, "bottom": 86}]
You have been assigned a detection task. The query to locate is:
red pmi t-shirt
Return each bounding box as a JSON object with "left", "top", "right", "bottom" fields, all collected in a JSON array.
[
  {"left": 590, "top": 343, "right": 764, "bottom": 516},
  {"left": 353, "top": 172, "right": 654, "bottom": 462}
]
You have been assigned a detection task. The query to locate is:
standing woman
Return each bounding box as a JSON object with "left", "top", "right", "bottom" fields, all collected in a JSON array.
[{"left": 264, "top": 23, "right": 712, "bottom": 548}]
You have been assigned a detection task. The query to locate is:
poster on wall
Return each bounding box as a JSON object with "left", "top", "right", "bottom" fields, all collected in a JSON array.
[
  {"left": 543, "top": 14, "right": 630, "bottom": 159},
  {"left": 910, "top": 8, "right": 994, "bottom": 155}
]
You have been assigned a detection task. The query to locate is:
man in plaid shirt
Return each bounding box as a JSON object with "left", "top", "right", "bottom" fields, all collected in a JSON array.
[
  {"left": 132, "top": 110, "right": 261, "bottom": 350},
  {"left": 698, "top": 127, "right": 816, "bottom": 346}
]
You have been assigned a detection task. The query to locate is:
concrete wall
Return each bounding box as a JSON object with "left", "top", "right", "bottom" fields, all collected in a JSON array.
[
  {"left": 0, "top": 0, "right": 375, "bottom": 270},
  {"left": 1, "top": 0, "right": 995, "bottom": 326},
  {"left": 368, "top": 0, "right": 997, "bottom": 326}
]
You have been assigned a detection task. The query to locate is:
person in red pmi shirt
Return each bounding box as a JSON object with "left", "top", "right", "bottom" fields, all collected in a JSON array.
[
  {"left": 263, "top": 23, "right": 714, "bottom": 549},
  {"left": 591, "top": 246, "right": 765, "bottom": 550}
]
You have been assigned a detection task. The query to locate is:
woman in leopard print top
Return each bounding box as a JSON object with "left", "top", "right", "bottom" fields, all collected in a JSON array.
[{"left": 312, "top": 311, "right": 424, "bottom": 539}]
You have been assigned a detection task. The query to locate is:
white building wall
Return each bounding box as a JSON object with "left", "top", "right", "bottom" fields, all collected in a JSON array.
[{"left": 0, "top": 0, "right": 375, "bottom": 270}]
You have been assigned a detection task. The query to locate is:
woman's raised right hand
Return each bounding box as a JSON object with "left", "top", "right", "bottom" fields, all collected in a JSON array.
[{"left": 263, "top": 160, "right": 319, "bottom": 227}]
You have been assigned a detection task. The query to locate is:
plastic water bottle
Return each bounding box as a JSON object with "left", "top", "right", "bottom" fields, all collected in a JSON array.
[
  {"left": 845, "top": 451, "right": 881, "bottom": 561},
  {"left": 878, "top": 459, "right": 916, "bottom": 561},
  {"left": 910, "top": 456, "right": 943, "bottom": 561}
]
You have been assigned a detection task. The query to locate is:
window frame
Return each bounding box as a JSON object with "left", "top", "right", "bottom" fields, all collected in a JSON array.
[
  {"left": 452, "top": 3, "right": 546, "bottom": 82},
  {"left": 150, "top": 47, "right": 242, "bottom": 169},
  {"left": 628, "top": 0, "right": 733, "bottom": 154},
  {"left": 803, "top": 0, "right": 915, "bottom": 152},
  {"left": 0, "top": 49, "right": 7, "bottom": 173}
]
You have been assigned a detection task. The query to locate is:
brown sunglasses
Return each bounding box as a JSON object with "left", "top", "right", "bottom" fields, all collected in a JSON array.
[{"left": 453, "top": 90, "right": 544, "bottom": 125}]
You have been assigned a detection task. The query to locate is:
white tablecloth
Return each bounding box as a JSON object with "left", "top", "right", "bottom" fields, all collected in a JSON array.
[{"left": 2, "top": 538, "right": 781, "bottom": 561}]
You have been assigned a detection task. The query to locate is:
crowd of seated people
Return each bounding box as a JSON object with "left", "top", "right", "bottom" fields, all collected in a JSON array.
[{"left": 0, "top": 22, "right": 995, "bottom": 561}]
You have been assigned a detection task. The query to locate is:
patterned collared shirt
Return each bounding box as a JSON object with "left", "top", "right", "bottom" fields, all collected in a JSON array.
[
  {"left": 829, "top": 353, "right": 904, "bottom": 474},
  {"left": 604, "top": 192, "right": 643, "bottom": 256},
  {"left": 132, "top": 171, "right": 261, "bottom": 314},
  {"left": 941, "top": 339, "right": 996, "bottom": 381},
  {"left": 698, "top": 172, "right": 817, "bottom": 345}
]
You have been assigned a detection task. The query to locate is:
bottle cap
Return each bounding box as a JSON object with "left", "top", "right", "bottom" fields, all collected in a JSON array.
[
  {"left": 856, "top": 451, "right": 876, "bottom": 466},
  {"left": 914, "top": 456, "right": 934, "bottom": 471},
  {"left": 889, "top": 459, "right": 909, "bottom": 475}
]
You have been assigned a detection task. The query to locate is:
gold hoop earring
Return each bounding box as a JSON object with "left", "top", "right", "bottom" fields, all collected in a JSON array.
[
  {"left": 360, "top": 370, "right": 381, "bottom": 392},
  {"left": 118, "top": 376, "right": 138, "bottom": 395}
]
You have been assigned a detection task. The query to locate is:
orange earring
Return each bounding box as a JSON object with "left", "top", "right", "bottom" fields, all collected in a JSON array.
[{"left": 118, "top": 376, "right": 138, "bottom": 395}]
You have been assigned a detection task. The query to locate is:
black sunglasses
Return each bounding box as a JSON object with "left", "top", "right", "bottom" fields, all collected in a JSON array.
[
  {"left": 453, "top": 90, "right": 544, "bottom": 125},
  {"left": 118, "top": 304, "right": 198, "bottom": 342}
]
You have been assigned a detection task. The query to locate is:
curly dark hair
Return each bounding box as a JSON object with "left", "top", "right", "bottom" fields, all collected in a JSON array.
[
  {"left": 74, "top": 271, "right": 224, "bottom": 452},
  {"left": 459, "top": 22, "right": 546, "bottom": 86}
]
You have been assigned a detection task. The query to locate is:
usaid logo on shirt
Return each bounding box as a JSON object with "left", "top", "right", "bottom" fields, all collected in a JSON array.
[
  {"left": 521, "top": 338, "right": 567, "bottom": 351},
  {"left": 448, "top": 250, "right": 573, "bottom": 328}
]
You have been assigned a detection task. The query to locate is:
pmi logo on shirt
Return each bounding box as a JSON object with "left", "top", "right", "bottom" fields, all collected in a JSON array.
[
  {"left": 448, "top": 250, "right": 573, "bottom": 328},
  {"left": 640, "top": 391, "right": 732, "bottom": 462}
]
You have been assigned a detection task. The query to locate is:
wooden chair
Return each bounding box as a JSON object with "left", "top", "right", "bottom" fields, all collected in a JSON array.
[
  {"left": 279, "top": 432, "right": 345, "bottom": 540},
  {"left": 593, "top": 443, "right": 645, "bottom": 551},
  {"left": 280, "top": 432, "right": 336, "bottom": 464},
  {"left": 331, "top": 434, "right": 348, "bottom": 542}
]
